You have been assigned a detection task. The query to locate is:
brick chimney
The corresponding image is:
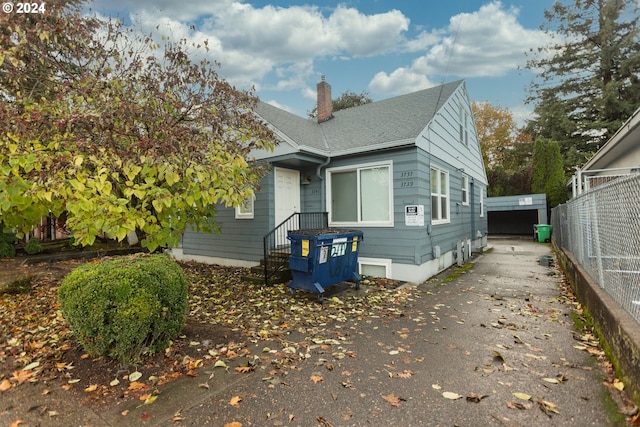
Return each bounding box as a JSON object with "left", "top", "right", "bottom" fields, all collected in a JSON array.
[{"left": 316, "top": 75, "right": 334, "bottom": 123}]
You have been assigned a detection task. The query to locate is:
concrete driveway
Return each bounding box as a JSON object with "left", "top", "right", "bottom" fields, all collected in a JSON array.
[{"left": 101, "top": 237, "right": 617, "bottom": 426}]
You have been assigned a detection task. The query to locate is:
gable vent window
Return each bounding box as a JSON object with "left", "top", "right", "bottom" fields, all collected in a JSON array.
[{"left": 459, "top": 105, "right": 469, "bottom": 146}]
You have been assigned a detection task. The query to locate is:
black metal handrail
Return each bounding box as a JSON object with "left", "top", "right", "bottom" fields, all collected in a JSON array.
[{"left": 263, "top": 212, "right": 328, "bottom": 284}]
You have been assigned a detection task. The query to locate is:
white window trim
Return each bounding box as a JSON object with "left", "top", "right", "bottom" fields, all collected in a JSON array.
[
  {"left": 431, "top": 166, "right": 450, "bottom": 225},
  {"left": 235, "top": 195, "right": 255, "bottom": 219},
  {"left": 461, "top": 175, "right": 469, "bottom": 206},
  {"left": 327, "top": 160, "right": 394, "bottom": 227},
  {"left": 480, "top": 188, "right": 485, "bottom": 217},
  {"left": 358, "top": 257, "right": 392, "bottom": 279}
]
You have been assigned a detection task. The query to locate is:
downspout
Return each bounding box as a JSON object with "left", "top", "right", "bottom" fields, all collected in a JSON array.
[
  {"left": 470, "top": 177, "right": 475, "bottom": 250},
  {"left": 316, "top": 156, "right": 331, "bottom": 212}
]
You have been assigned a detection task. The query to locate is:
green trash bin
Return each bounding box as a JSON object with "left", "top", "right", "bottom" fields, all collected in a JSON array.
[{"left": 535, "top": 224, "right": 552, "bottom": 243}]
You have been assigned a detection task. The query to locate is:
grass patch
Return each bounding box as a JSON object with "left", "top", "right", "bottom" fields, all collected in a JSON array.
[
  {"left": 570, "top": 304, "right": 629, "bottom": 425},
  {"left": 437, "top": 262, "right": 475, "bottom": 286}
]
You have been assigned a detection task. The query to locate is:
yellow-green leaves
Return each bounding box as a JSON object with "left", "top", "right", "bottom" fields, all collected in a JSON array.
[
  {"left": 123, "top": 164, "right": 142, "bottom": 181},
  {"left": 0, "top": 7, "right": 277, "bottom": 251}
]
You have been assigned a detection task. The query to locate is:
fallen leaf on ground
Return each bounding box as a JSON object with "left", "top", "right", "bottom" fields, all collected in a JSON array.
[
  {"left": 142, "top": 395, "right": 157, "bottom": 405},
  {"left": 229, "top": 395, "right": 242, "bottom": 407},
  {"left": 22, "top": 361, "right": 40, "bottom": 371},
  {"left": 492, "top": 350, "right": 505, "bottom": 362},
  {"left": 466, "top": 393, "right": 488, "bottom": 403},
  {"left": 11, "top": 370, "right": 32, "bottom": 384},
  {"left": 506, "top": 401, "right": 527, "bottom": 410},
  {"left": 223, "top": 423, "right": 242, "bottom": 427},
  {"left": 128, "top": 381, "right": 147, "bottom": 391},
  {"left": 310, "top": 374, "right": 323, "bottom": 383},
  {"left": 538, "top": 399, "right": 560, "bottom": 415},
  {"left": 128, "top": 371, "right": 142, "bottom": 382},
  {"left": 513, "top": 392, "right": 531, "bottom": 401},
  {"left": 317, "top": 416, "right": 333, "bottom": 426},
  {"left": 396, "top": 370, "right": 414, "bottom": 378},
  {"left": 382, "top": 393, "right": 402, "bottom": 406},
  {"left": 0, "top": 379, "right": 12, "bottom": 391},
  {"left": 442, "top": 392, "right": 463, "bottom": 400},
  {"left": 84, "top": 384, "right": 98, "bottom": 392}
]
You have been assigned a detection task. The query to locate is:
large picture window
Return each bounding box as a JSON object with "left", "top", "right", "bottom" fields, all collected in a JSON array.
[
  {"left": 328, "top": 162, "right": 393, "bottom": 226},
  {"left": 431, "top": 167, "right": 449, "bottom": 224}
]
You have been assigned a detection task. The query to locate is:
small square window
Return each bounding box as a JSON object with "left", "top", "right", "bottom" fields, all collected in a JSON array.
[{"left": 235, "top": 196, "right": 254, "bottom": 219}]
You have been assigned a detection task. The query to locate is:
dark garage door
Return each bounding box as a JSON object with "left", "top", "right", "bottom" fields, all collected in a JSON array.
[{"left": 488, "top": 210, "right": 538, "bottom": 236}]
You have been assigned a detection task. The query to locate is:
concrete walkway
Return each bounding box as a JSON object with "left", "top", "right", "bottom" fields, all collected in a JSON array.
[{"left": 3, "top": 237, "right": 620, "bottom": 426}]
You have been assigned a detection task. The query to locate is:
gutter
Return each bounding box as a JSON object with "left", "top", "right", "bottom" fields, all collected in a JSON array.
[{"left": 316, "top": 156, "right": 331, "bottom": 212}]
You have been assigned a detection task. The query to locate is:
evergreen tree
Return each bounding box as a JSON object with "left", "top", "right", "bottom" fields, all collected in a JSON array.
[
  {"left": 526, "top": 0, "right": 640, "bottom": 172},
  {"left": 532, "top": 139, "right": 569, "bottom": 207}
]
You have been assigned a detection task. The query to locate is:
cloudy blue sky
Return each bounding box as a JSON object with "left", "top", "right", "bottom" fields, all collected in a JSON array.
[{"left": 87, "top": 0, "right": 563, "bottom": 125}]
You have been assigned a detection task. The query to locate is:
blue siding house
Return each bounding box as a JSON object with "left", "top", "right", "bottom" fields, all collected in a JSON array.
[{"left": 172, "top": 78, "right": 488, "bottom": 283}]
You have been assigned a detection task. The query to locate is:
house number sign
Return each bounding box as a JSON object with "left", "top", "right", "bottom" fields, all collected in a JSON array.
[{"left": 399, "top": 170, "right": 415, "bottom": 188}]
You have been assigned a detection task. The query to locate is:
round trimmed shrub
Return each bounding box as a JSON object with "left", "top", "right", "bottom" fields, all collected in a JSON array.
[
  {"left": 58, "top": 254, "right": 188, "bottom": 365},
  {"left": 24, "top": 238, "right": 43, "bottom": 255}
]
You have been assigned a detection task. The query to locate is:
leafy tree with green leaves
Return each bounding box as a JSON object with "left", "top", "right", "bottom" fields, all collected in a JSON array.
[
  {"left": 532, "top": 139, "right": 568, "bottom": 207},
  {"left": 525, "top": 0, "right": 640, "bottom": 172},
  {"left": 472, "top": 102, "right": 534, "bottom": 196},
  {"left": 308, "top": 90, "right": 372, "bottom": 118},
  {"left": 0, "top": 0, "right": 276, "bottom": 251}
]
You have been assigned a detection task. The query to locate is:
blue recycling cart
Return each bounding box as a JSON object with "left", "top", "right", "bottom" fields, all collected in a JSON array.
[{"left": 287, "top": 229, "right": 363, "bottom": 300}]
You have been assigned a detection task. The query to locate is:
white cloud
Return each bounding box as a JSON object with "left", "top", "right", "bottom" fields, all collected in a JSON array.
[
  {"left": 371, "top": 1, "right": 551, "bottom": 95},
  {"left": 509, "top": 104, "right": 535, "bottom": 128},
  {"left": 369, "top": 68, "right": 437, "bottom": 95},
  {"left": 90, "top": 1, "right": 410, "bottom": 90}
]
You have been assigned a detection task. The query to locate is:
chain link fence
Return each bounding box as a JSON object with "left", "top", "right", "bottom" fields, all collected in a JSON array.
[{"left": 551, "top": 173, "right": 640, "bottom": 324}]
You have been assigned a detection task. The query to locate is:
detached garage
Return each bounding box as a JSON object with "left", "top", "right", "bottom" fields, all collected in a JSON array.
[{"left": 486, "top": 194, "right": 547, "bottom": 236}]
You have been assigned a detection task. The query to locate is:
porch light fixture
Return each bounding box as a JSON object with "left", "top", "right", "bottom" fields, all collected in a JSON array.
[{"left": 302, "top": 176, "right": 312, "bottom": 185}]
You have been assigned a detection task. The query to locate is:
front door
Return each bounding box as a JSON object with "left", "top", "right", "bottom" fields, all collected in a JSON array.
[{"left": 274, "top": 167, "right": 300, "bottom": 246}]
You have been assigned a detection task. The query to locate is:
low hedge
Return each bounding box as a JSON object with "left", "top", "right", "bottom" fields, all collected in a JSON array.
[{"left": 58, "top": 254, "right": 188, "bottom": 365}]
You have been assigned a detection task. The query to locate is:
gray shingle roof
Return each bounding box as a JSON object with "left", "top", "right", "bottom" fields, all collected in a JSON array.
[{"left": 255, "top": 80, "right": 463, "bottom": 156}]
